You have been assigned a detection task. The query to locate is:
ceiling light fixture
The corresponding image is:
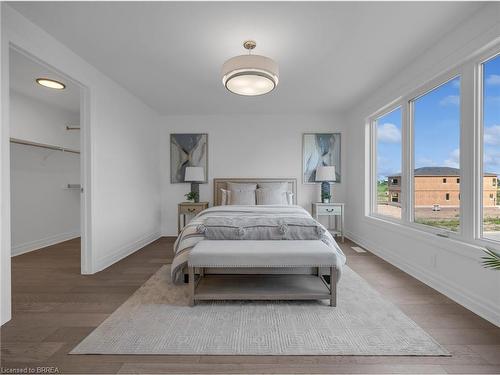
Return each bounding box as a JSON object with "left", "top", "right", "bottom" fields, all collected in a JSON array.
[
  {"left": 222, "top": 40, "right": 279, "bottom": 96},
  {"left": 36, "top": 78, "right": 66, "bottom": 90}
]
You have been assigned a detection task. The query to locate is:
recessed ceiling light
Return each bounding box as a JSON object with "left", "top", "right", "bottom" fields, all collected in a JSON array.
[
  {"left": 36, "top": 78, "right": 66, "bottom": 90},
  {"left": 222, "top": 40, "right": 279, "bottom": 96}
]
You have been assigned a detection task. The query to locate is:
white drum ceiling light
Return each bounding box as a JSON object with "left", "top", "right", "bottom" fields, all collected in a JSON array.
[{"left": 222, "top": 40, "right": 279, "bottom": 96}]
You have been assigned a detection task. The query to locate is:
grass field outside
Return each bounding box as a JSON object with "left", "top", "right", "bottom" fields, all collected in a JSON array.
[{"left": 377, "top": 204, "right": 500, "bottom": 233}]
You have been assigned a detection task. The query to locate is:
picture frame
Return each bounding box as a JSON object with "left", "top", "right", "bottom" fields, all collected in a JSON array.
[
  {"left": 302, "top": 133, "right": 341, "bottom": 184},
  {"left": 170, "top": 133, "right": 208, "bottom": 183}
]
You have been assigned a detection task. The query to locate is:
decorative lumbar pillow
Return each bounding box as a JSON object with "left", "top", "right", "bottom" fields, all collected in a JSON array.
[
  {"left": 229, "top": 190, "right": 256, "bottom": 205},
  {"left": 220, "top": 189, "right": 231, "bottom": 205},
  {"left": 226, "top": 182, "right": 257, "bottom": 191},
  {"left": 198, "top": 216, "right": 325, "bottom": 240},
  {"left": 256, "top": 188, "right": 288, "bottom": 205}
]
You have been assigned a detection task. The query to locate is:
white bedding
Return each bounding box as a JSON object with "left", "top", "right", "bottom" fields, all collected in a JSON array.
[{"left": 171, "top": 205, "right": 346, "bottom": 284}]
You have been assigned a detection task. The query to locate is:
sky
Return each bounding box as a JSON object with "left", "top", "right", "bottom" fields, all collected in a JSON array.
[
  {"left": 482, "top": 55, "right": 500, "bottom": 178},
  {"left": 376, "top": 54, "right": 500, "bottom": 181}
]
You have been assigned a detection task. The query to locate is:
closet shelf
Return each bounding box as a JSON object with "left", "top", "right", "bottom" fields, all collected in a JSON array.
[
  {"left": 65, "top": 184, "right": 81, "bottom": 190},
  {"left": 10, "top": 138, "right": 80, "bottom": 154}
]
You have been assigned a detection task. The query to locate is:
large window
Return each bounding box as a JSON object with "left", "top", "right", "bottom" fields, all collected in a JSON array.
[
  {"left": 482, "top": 54, "right": 500, "bottom": 241},
  {"left": 368, "top": 44, "right": 500, "bottom": 247},
  {"left": 374, "top": 107, "right": 402, "bottom": 219},
  {"left": 412, "top": 77, "right": 461, "bottom": 231}
]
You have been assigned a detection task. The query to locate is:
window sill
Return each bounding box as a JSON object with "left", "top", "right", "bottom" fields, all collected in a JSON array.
[{"left": 364, "top": 214, "right": 487, "bottom": 261}]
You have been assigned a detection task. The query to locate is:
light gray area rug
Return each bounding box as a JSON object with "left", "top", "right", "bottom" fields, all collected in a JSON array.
[{"left": 71, "top": 265, "right": 448, "bottom": 356}]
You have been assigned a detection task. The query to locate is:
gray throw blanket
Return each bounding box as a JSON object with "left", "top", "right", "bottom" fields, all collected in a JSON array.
[
  {"left": 171, "top": 205, "right": 346, "bottom": 284},
  {"left": 197, "top": 216, "right": 326, "bottom": 240}
]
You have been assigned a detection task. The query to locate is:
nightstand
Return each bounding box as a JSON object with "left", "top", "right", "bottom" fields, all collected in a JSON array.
[
  {"left": 178, "top": 202, "right": 209, "bottom": 234},
  {"left": 312, "top": 202, "right": 344, "bottom": 242}
]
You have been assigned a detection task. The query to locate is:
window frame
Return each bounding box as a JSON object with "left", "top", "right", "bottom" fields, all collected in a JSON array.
[
  {"left": 367, "top": 40, "right": 500, "bottom": 250},
  {"left": 369, "top": 101, "right": 404, "bottom": 223},
  {"left": 407, "top": 71, "right": 463, "bottom": 237},
  {"left": 477, "top": 47, "right": 500, "bottom": 245}
]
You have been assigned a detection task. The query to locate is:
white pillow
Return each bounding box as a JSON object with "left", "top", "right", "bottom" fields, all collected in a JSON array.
[
  {"left": 226, "top": 182, "right": 257, "bottom": 191},
  {"left": 257, "top": 182, "right": 289, "bottom": 191},
  {"left": 229, "top": 190, "right": 256, "bottom": 205},
  {"left": 257, "top": 182, "right": 294, "bottom": 204},
  {"left": 256, "top": 188, "right": 288, "bottom": 205}
]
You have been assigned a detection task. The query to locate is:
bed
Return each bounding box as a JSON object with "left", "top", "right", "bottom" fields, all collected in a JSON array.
[{"left": 171, "top": 178, "right": 346, "bottom": 286}]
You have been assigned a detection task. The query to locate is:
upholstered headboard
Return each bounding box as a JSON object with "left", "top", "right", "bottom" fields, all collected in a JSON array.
[{"left": 213, "top": 178, "right": 297, "bottom": 206}]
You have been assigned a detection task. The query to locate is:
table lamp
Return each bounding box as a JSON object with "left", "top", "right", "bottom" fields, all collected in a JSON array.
[
  {"left": 184, "top": 166, "right": 204, "bottom": 203},
  {"left": 316, "top": 166, "right": 336, "bottom": 203}
]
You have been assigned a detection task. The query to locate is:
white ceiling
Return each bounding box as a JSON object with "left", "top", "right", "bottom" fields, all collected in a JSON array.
[
  {"left": 9, "top": 1, "right": 484, "bottom": 115},
  {"left": 10, "top": 48, "right": 80, "bottom": 113}
]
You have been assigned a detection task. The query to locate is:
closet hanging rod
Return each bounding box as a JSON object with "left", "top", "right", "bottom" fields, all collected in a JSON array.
[{"left": 10, "top": 138, "right": 80, "bottom": 154}]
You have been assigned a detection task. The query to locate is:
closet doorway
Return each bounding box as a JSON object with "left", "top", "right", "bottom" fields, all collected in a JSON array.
[{"left": 9, "top": 46, "right": 88, "bottom": 274}]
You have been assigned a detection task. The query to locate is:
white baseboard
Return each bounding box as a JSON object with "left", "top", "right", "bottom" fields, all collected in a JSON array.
[
  {"left": 94, "top": 230, "right": 161, "bottom": 272},
  {"left": 345, "top": 230, "right": 500, "bottom": 327},
  {"left": 11, "top": 231, "right": 80, "bottom": 256}
]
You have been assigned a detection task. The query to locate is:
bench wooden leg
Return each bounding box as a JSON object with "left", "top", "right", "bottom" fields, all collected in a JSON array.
[
  {"left": 189, "top": 266, "right": 195, "bottom": 307},
  {"left": 330, "top": 266, "right": 337, "bottom": 307}
]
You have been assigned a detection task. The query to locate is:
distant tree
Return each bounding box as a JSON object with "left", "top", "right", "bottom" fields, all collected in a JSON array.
[{"left": 377, "top": 179, "right": 388, "bottom": 203}]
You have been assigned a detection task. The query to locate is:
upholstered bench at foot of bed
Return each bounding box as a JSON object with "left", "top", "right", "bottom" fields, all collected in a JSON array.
[{"left": 187, "top": 240, "right": 339, "bottom": 307}]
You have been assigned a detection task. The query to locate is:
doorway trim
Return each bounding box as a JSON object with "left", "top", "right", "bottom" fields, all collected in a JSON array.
[
  {"left": 7, "top": 41, "right": 94, "bottom": 274},
  {"left": 6, "top": 44, "right": 93, "bottom": 270},
  {"left": 79, "top": 75, "right": 93, "bottom": 274}
]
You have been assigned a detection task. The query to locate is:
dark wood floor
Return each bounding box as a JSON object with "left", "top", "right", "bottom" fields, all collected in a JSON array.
[{"left": 1, "top": 237, "right": 499, "bottom": 374}]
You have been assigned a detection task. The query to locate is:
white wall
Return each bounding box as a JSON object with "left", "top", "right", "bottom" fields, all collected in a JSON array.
[
  {"left": 10, "top": 91, "right": 80, "bottom": 255},
  {"left": 345, "top": 3, "right": 500, "bottom": 326},
  {"left": 10, "top": 144, "right": 80, "bottom": 255},
  {"left": 1, "top": 5, "right": 162, "bottom": 324},
  {"left": 10, "top": 91, "right": 80, "bottom": 150},
  {"left": 161, "top": 114, "right": 347, "bottom": 235}
]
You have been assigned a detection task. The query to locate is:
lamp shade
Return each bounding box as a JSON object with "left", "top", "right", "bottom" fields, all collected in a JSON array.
[
  {"left": 184, "top": 167, "right": 205, "bottom": 182},
  {"left": 315, "top": 166, "right": 336, "bottom": 182},
  {"left": 222, "top": 54, "right": 279, "bottom": 96}
]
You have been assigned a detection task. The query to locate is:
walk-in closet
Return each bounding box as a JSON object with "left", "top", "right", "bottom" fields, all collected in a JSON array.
[{"left": 10, "top": 49, "right": 81, "bottom": 259}]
